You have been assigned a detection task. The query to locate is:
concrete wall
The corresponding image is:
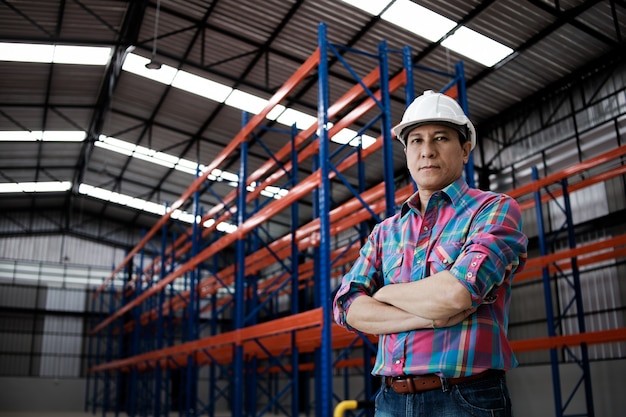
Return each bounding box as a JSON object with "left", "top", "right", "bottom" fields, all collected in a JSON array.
[
  {"left": 508, "top": 360, "right": 626, "bottom": 417},
  {"left": 0, "top": 377, "right": 85, "bottom": 412}
]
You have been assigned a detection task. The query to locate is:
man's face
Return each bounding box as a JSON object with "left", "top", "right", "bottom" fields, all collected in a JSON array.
[{"left": 404, "top": 124, "right": 472, "bottom": 193}]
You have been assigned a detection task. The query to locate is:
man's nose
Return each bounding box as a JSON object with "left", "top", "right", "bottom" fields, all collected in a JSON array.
[{"left": 420, "top": 142, "right": 435, "bottom": 158}]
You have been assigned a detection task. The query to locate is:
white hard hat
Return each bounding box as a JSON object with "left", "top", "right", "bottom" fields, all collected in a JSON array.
[{"left": 392, "top": 90, "right": 476, "bottom": 150}]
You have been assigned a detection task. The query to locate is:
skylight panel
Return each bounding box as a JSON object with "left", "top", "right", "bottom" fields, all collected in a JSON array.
[
  {"left": 42, "top": 131, "right": 86, "bottom": 142},
  {"left": 0, "top": 130, "right": 85, "bottom": 141},
  {"left": 381, "top": 0, "right": 457, "bottom": 42},
  {"left": 122, "top": 53, "right": 177, "bottom": 84},
  {"left": 80, "top": 184, "right": 188, "bottom": 219},
  {"left": 331, "top": 128, "right": 358, "bottom": 145},
  {"left": 340, "top": 0, "right": 392, "bottom": 16},
  {"left": 441, "top": 27, "right": 514, "bottom": 67},
  {"left": 0, "top": 181, "right": 72, "bottom": 193},
  {"left": 266, "top": 105, "right": 287, "bottom": 121},
  {"left": 0, "top": 42, "right": 111, "bottom": 65},
  {"left": 359, "top": 135, "right": 378, "bottom": 149},
  {"left": 341, "top": 1, "right": 513, "bottom": 67},
  {"left": 171, "top": 71, "right": 233, "bottom": 102},
  {"left": 216, "top": 170, "right": 239, "bottom": 183},
  {"left": 52, "top": 45, "right": 111, "bottom": 65},
  {"left": 0, "top": 43, "right": 53, "bottom": 63},
  {"left": 275, "top": 108, "right": 317, "bottom": 130},
  {"left": 216, "top": 222, "right": 237, "bottom": 234},
  {"left": 225, "top": 89, "right": 270, "bottom": 114},
  {"left": 0, "top": 131, "right": 42, "bottom": 141},
  {"left": 331, "top": 128, "right": 377, "bottom": 150},
  {"left": 95, "top": 135, "right": 135, "bottom": 156},
  {"left": 176, "top": 158, "right": 201, "bottom": 176}
]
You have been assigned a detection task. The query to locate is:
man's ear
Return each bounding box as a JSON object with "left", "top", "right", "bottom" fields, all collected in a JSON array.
[{"left": 462, "top": 141, "right": 472, "bottom": 163}]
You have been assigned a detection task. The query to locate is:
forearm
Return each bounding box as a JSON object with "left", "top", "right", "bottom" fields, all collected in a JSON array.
[
  {"left": 373, "top": 270, "right": 472, "bottom": 319},
  {"left": 345, "top": 295, "right": 431, "bottom": 335}
]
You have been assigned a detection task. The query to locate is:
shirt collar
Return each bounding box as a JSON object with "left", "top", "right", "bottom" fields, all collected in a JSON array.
[{"left": 400, "top": 177, "right": 469, "bottom": 217}]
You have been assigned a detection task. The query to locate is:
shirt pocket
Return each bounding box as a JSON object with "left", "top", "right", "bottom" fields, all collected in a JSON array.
[
  {"left": 428, "top": 242, "right": 463, "bottom": 275},
  {"left": 382, "top": 253, "right": 403, "bottom": 284}
]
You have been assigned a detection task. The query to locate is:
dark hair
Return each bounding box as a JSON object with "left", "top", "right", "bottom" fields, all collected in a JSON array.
[{"left": 400, "top": 121, "right": 468, "bottom": 145}]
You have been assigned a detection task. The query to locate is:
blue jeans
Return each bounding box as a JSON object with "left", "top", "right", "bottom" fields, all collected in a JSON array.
[{"left": 375, "top": 373, "right": 512, "bottom": 417}]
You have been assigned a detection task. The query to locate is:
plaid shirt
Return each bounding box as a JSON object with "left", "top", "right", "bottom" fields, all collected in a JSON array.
[{"left": 333, "top": 177, "right": 528, "bottom": 377}]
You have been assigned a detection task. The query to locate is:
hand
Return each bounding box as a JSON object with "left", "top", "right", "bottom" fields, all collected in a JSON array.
[{"left": 432, "top": 307, "right": 477, "bottom": 328}]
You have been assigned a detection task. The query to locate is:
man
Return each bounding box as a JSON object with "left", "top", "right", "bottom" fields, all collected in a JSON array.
[{"left": 333, "top": 90, "right": 528, "bottom": 416}]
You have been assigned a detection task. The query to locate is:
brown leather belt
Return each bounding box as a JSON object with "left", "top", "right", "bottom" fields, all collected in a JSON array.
[{"left": 384, "top": 370, "right": 503, "bottom": 394}]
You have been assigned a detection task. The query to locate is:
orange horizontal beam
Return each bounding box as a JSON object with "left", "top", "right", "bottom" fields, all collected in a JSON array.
[
  {"left": 89, "top": 308, "right": 323, "bottom": 373},
  {"left": 515, "top": 233, "right": 626, "bottom": 283},
  {"left": 507, "top": 144, "right": 626, "bottom": 199},
  {"left": 131, "top": 63, "right": 388, "bottom": 291},
  {"left": 126, "top": 135, "right": 405, "bottom": 328},
  {"left": 510, "top": 328, "right": 626, "bottom": 352},
  {"left": 99, "top": 68, "right": 409, "bottom": 332},
  {"left": 515, "top": 233, "right": 626, "bottom": 282},
  {"left": 94, "top": 324, "right": 626, "bottom": 373},
  {"left": 95, "top": 48, "right": 322, "bottom": 296},
  {"left": 518, "top": 163, "right": 626, "bottom": 212}
]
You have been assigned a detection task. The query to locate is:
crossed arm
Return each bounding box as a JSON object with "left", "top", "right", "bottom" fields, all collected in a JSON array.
[{"left": 345, "top": 270, "right": 476, "bottom": 335}]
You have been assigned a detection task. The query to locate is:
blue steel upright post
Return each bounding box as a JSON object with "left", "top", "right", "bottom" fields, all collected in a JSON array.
[
  {"left": 532, "top": 167, "right": 596, "bottom": 417},
  {"left": 402, "top": 46, "right": 414, "bottom": 110},
  {"left": 532, "top": 166, "right": 563, "bottom": 416},
  {"left": 316, "top": 22, "right": 333, "bottom": 417},
  {"left": 561, "top": 177, "right": 595, "bottom": 416},
  {"left": 454, "top": 61, "right": 475, "bottom": 188},
  {"left": 290, "top": 122, "right": 301, "bottom": 417},
  {"left": 154, "top": 220, "right": 169, "bottom": 417},
  {"left": 233, "top": 112, "right": 249, "bottom": 417},
  {"left": 379, "top": 40, "right": 395, "bottom": 217},
  {"left": 185, "top": 181, "right": 202, "bottom": 416}
]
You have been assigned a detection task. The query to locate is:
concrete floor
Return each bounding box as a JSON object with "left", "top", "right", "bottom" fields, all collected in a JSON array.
[{"left": 0, "top": 413, "right": 116, "bottom": 417}]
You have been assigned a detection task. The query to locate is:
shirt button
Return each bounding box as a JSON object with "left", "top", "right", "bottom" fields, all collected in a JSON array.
[
  {"left": 395, "top": 360, "right": 401, "bottom": 364},
  {"left": 423, "top": 226, "right": 429, "bottom": 231},
  {"left": 467, "top": 272, "right": 473, "bottom": 278},
  {"left": 471, "top": 262, "right": 477, "bottom": 266}
]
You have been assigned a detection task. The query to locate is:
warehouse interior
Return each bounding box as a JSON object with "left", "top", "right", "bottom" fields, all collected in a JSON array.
[{"left": 0, "top": 0, "right": 625, "bottom": 416}]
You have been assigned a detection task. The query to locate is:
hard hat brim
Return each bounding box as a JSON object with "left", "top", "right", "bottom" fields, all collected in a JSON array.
[{"left": 393, "top": 118, "right": 476, "bottom": 150}]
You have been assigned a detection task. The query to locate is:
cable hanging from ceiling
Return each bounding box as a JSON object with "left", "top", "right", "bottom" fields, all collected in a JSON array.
[{"left": 146, "top": 0, "right": 162, "bottom": 70}]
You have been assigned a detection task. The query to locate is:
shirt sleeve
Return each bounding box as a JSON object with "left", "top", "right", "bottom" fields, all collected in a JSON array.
[
  {"left": 449, "top": 193, "right": 528, "bottom": 306},
  {"left": 333, "top": 224, "right": 383, "bottom": 330}
]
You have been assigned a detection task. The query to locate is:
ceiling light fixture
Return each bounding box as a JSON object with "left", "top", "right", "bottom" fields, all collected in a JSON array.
[{"left": 145, "top": 0, "right": 162, "bottom": 70}]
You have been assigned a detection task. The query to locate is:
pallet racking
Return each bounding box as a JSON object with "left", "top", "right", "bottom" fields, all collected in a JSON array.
[{"left": 85, "top": 23, "right": 626, "bottom": 417}]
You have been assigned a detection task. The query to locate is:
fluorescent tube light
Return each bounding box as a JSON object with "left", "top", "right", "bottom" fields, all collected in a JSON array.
[
  {"left": 276, "top": 108, "right": 317, "bottom": 130},
  {"left": 0, "top": 130, "right": 85, "bottom": 141},
  {"left": 0, "top": 181, "right": 71, "bottom": 193},
  {"left": 381, "top": 0, "right": 456, "bottom": 42},
  {"left": 441, "top": 27, "right": 514, "bottom": 67},
  {"left": 0, "top": 42, "right": 111, "bottom": 65},
  {"left": 225, "top": 89, "right": 270, "bottom": 114},
  {"left": 52, "top": 45, "right": 111, "bottom": 65},
  {"left": 172, "top": 71, "right": 233, "bottom": 102},
  {"left": 122, "top": 53, "right": 177, "bottom": 84}
]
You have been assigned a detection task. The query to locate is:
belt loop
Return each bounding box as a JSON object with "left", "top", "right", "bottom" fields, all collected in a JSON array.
[
  {"left": 440, "top": 376, "right": 450, "bottom": 392},
  {"left": 407, "top": 378, "right": 416, "bottom": 394}
]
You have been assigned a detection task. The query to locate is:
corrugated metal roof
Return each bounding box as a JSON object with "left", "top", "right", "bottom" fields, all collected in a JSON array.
[{"left": 0, "top": 0, "right": 624, "bottom": 241}]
